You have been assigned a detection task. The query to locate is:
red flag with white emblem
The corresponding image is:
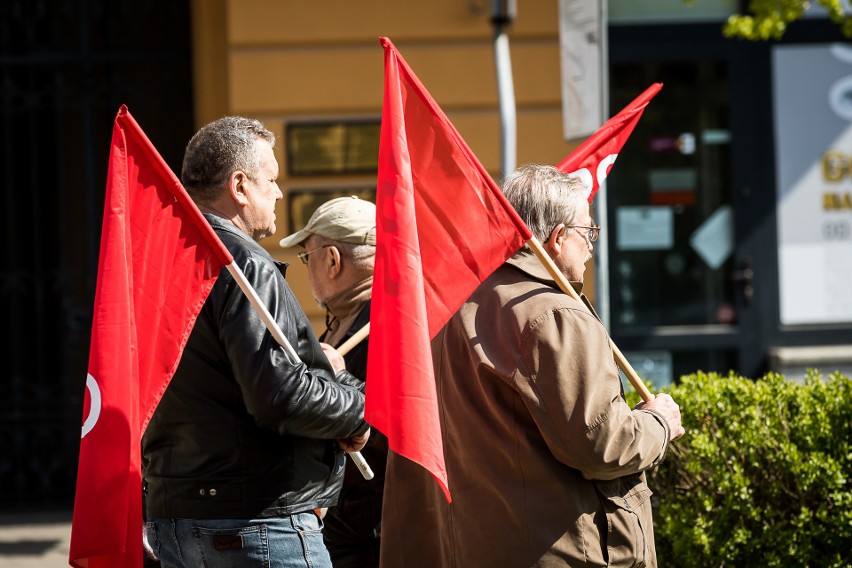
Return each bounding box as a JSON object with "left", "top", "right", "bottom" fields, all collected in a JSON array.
[
  {"left": 367, "top": 38, "right": 532, "bottom": 502},
  {"left": 69, "top": 106, "right": 232, "bottom": 568},
  {"left": 557, "top": 83, "right": 662, "bottom": 201}
]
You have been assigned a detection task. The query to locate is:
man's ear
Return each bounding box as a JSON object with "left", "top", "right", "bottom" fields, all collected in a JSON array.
[
  {"left": 546, "top": 223, "right": 566, "bottom": 256},
  {"left": 327, "top": 246, "right": 343, "bottom": 279},
  {"left": 229, "top": 171, "right": 250, "bottom": 207}
]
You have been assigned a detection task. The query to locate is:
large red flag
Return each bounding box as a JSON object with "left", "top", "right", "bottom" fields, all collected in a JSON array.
[
  {"left": 367, "top": 37, "right": 532, "bottom": 501},
  {"left": 69, "top": 106, "right": 232, "bottom": 568},
  {"left": 557, "top": 83, "right": 662, "bottom": 202}
]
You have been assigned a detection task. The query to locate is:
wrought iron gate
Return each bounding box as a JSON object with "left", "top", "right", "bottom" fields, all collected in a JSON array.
[{"left": 0, "top": 0, "right": 194, "bottom": 510}]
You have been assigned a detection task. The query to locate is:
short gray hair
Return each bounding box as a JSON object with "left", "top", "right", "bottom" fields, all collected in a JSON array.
[
  {"left": 501, "top": 164, "right": 588, "bottom": 242},
  {"left": 314, "top": 235, "right": 375, "bottom": 275},
  {"left": 181, "top": 116, "right": 275, "bottom": 205}
]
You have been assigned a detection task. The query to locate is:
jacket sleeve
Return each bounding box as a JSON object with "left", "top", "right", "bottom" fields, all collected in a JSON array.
[
  {"left": 214, "top": 253, "right": 368, "bottom": 440},
  {"left": 335, "top": 370, "right": 366, "bottom": 392},
  {"left": 515, "top": 305, "right": 669, "bottom": 481}
]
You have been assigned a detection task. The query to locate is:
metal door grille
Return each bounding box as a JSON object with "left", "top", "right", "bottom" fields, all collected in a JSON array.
[{"left": 0, "top": 0, "right": 193, "bottom": 510}]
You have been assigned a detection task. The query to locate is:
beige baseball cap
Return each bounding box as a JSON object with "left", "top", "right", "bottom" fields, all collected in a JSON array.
[{"left": 279, "top": 196, "right": 376, "bottom": 248}]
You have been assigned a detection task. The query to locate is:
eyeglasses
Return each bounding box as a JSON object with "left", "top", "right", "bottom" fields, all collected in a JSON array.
[
  {"left": 565, "top": 224, "right": 601, "bottom": 243},
  {"left": 297, "top": 245, "right": 332, "bottom": 264}
]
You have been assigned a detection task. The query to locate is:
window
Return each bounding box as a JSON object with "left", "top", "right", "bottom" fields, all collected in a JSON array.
[
  {"left": 287, "top": 187, "right": 376, "bottom": 234},
  {"left": 285, "top": 120, "right": 380, "bottom": 176}
]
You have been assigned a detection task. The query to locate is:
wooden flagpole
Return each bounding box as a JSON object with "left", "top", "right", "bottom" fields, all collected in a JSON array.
[
  {"left": 337, "top": 323, "right": 371, "bottom": 357},
  {"left": 526, "top": 237, "right": 654, "bottom": 402},
  {"left": 332, "top": 239, "right": 655, "bottom": 403}
]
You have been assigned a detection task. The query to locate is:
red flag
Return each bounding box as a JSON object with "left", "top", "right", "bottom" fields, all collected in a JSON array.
[
  {"left": 557, "top": 83, "right": 662, "bottom": 202},
  {"left": 69, "top": 106, "right": 232, "bottom": 568},
  {"left": 366, "top": 37, "right": 532, "bottom": 501}
]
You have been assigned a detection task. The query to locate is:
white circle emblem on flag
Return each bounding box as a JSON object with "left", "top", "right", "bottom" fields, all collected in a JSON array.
[
  {"left": 81, "top": 373, "right": 102, "bottom": 439},
  {"left": 569, "top": 153, "right": 619, "bottom": 201},
  {"left": 596, "top": 154, "right": 618, "bottom": 187}
]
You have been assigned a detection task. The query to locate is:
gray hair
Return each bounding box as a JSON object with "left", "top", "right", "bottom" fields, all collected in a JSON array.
[
  {"left": 501, "top": 164, "right": 588, "bottom": 242},
  {"left": 314, "top": 235, "right": 375, "bottom": 275},
  {"left": 181, "top": 116, "right": 275, "bottom": 205}
]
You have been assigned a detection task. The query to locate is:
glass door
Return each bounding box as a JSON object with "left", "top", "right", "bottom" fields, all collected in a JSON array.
[
  {"left": 607, "top": 21, "right": 852, "bottom": 386},
  {"left": 604, "top": 25, "right": 757, "bottom": 385}
]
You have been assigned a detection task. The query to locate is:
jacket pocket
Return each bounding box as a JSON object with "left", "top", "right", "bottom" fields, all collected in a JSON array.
[{"left": 593, "top": 475, "right": 653, "bottom": 567}]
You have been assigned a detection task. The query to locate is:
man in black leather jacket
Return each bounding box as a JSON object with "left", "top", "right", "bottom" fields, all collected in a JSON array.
[{"left": 142, "top": 116, "right": 369, "bottom": 568}]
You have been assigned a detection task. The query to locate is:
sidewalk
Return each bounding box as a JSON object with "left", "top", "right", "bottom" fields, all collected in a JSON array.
[{"left": 0, "top": 511, "right": 72, "bottom": 568}]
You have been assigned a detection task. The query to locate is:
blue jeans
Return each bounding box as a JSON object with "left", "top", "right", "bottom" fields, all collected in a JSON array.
[{"left": 146, "top": 513, "right": 333, "bottom": 568}]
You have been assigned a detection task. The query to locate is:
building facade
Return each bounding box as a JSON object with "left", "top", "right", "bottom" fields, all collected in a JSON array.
[{"left": 2, "top": 0, "right": 850, "bottom": 508}]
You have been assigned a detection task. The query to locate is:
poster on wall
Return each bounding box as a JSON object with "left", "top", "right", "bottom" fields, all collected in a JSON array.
[{"left": 774, "top": 44, "right": 852, "bottom": 325}]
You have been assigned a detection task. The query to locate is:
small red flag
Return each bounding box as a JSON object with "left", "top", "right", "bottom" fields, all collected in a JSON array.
[
  {"left": 557, "top": 83, "right": 662, "bottom": 202},
  {"left": 69, "top": 107, "right": 232, "bottom": 568},
  {"left": 366, "top": 38, "right": 532, "bottom": 502}
]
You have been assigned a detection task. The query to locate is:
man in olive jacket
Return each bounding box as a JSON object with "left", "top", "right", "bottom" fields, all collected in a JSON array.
[
  {"left": 142, "top": 117, "right": 369, "bottom": 568},
  {"left": 381, "top": 164, "right": 684, "bottom": 568}
]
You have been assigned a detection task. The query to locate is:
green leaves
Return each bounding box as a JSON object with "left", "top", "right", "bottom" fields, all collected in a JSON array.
[
  {"left": 647, "top": 371, "right": 852, "bottom": 566},
  {"left": 719, "top": 0, "right": 852, "bottom": 40}
]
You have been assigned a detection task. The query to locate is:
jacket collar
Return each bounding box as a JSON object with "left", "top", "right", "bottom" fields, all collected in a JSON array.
[
  {"left": 506, "top": 247, "right": 584, "bottom": 295},
  {"left": 203, "top": 213, "right": 250, "bottom": 242},
  {"left": 323, "top": 277, "right": 373, "bottom": 346},
  {"left": 202, "top": 213, "right": 290, "bottom": 275},
  {"left": 325, "top": 276, "right": 373, "bottom": 324}
]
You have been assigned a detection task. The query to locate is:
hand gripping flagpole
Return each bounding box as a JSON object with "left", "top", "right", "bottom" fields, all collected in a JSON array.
[
  {"left": 225, "top": 262, "right": 374, "bottom": 480},
  {"left": 526, "top": 237, "right": 654, "bottom": 402}
]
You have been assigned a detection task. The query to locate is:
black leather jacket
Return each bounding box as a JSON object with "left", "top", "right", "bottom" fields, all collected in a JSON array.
[{"left": 142, "top": 215, "right": 368, "bottom": 519}]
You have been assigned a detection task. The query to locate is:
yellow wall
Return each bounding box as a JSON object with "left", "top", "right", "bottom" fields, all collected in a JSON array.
[{"left": 190, "top": 0, "right": 588, "bottom": 331}]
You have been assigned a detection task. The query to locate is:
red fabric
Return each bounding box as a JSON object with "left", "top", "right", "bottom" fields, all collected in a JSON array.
[
  {"left": 69, "top": 106, "right": 232, "bottom": 568},
  {"left": 557, "top": 83, "right": 662, "bottom": 202},
  {"left": 366, "top": 38, "right": 532, "bottom": 502}
]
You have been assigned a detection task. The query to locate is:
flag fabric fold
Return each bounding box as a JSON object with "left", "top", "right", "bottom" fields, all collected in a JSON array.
[
  {"left": 557, "top": 83, "right": 662, "bottom": 202},
  {"left": 69, "top": 106, "right": 232, "bottom": 568},
  {"left": 366, "top": 37, "right": 532, "bottom": 502}
]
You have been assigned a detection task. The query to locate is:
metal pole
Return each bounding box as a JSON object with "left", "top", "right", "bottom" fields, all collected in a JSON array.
[
  {"left": 492, "top": 0, "right": 517, "bottom": 181},
  {"left": 594, "top": 0, "right": 611, "bottom": 331}
]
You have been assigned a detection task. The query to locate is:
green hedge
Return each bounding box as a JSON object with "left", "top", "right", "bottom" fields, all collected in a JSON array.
[{"left": 629, "top": 371, "right": 852, "bottom": 567}]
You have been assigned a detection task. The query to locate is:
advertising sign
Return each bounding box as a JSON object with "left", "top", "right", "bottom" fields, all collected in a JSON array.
[{"left": 774, "top": 44, "right": 852, "bottom": 325}]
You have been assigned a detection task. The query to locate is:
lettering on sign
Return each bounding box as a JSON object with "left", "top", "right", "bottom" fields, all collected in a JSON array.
[
  {"left": 823, "top": 220, "right": 851, "bottom": 239},
  {"left": 823, "top": 192, "right": 852, "bottom": 210},
  {"left": 822, "top": 151, "right": 848, "bottom": 182},
  {"left": 821, "top": 151, "right": 852, "bottom": 212}
]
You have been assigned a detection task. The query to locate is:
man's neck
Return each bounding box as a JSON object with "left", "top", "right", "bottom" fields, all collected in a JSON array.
[{"left": 199, "top": 203, "right": 250, "bottom": 237}]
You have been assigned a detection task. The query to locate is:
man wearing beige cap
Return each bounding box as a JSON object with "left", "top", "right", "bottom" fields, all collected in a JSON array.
[{"left": 280, "top": 196, "right": 386, "bottom": 568}]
